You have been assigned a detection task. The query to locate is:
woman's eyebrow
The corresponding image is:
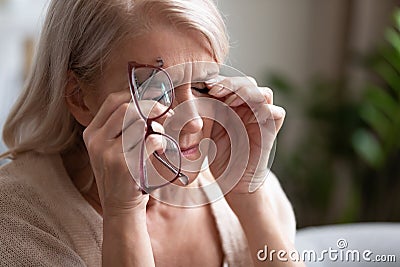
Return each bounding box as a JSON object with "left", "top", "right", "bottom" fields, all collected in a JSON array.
[
  {"left": 169, "top": 66, "right": 220, "bottom": 85},
  {"left": 192, "top": 70, "right": 220, "bottom": 83}
]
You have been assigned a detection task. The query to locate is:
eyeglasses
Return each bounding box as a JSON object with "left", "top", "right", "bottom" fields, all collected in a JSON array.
[{"left": 128, "top": 58, "right": 189, "bottom": 194}]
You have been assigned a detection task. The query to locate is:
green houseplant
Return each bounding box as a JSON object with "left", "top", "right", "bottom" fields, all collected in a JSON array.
[
  {"left": 351, "top": 8, "right": 400, "bottom": 221},
  {"left": 268, "top": 8, "right": 400, "bottom": 227}
]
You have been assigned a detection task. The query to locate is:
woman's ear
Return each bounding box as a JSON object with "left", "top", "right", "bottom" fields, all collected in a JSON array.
[{"left": 65, "top": 72, "right": 94, "bottom": 127}]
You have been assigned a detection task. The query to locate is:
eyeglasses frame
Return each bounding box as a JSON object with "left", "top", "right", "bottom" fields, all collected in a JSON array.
[{"left": 127, "top": 59, "right": 189, "bottom": 194}]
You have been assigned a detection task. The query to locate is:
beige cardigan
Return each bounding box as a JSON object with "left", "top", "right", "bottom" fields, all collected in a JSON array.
[{"left": 0, "top": 152, "right": 254, "bottom": 266}]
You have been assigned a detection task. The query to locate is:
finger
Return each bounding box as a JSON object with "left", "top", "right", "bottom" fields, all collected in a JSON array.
[
  {"left": 248, "top": 104, "right": 286, "bottom": 130},
  {"left": 122, "top": 102, "right": 144, "bottom": 132},
  {"left": 205, "top": 76, "right": 243, "bottom": 97},
  {"left": 137, "top": 100, "right": 174, "bottom": 119},
  {"left": 120, "top": 126, "right": 166, "bottom": 169},
  {"left": 90, "top": 91, "right": 132, "bottom": 129},
  {"left": 150, "top": 121, "right": 165, "bottom": 134},
  {"left": 205, "top": 76, "right": 256, "bottom": 97},
  {"left": 120, "top": 121, "right": 167, "bottom": 156},
  {"left": 122, "top": 134, "right": 167, "bottom": 163},
  {"left": 144, "top": 134, "right": 168, "bottom": 160},
  {"left": 100, "top": 101, "right": 173, "bottom": 140},
  {"left": 98, "top": 102, "right": 141, "bottom": 139},
  {"left": 121, "top": 119, "right": 147, "bottom": 152},
  {"left": 224, "top": 86, "right": 274, "bottom": 107},
  {"left": 206, "top": 77, "right": 273, "bottom": 108},
  {"left": 261, "top": 87, "right": 274, "bottom": 104}
]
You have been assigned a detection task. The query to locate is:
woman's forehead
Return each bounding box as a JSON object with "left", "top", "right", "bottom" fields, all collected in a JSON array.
[
  {"left": 99, "top": 27, "right": 217, "bottom": 92},
  {"left": 164, "top": 61, "right": 220, "bottom": 87},
  {"left": 118, "top": 26, "right": 215, "bottom": 67}
]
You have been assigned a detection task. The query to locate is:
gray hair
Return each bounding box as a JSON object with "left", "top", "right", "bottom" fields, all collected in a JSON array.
[{"left": 2, "top": 0, "right": 229, "bottom": 158}]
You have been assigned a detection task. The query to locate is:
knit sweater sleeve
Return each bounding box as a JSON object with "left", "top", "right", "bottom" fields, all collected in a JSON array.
[
  {"left": 0, "top": 163, "right": 88, "bottom": 266},
  {"left": 0, "top": 214, "right": 86, "bottom": 266},
  {"left": 0, "top": 153, "right": 103, "bottom": 266}
]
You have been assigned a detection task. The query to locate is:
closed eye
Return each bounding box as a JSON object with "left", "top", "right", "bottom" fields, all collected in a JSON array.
[
  {"left": 192, "top": 87, "right": 210, "bottom": 94},
  {"left": 191, "top": 83, "right": 210, "bottom": 96}
]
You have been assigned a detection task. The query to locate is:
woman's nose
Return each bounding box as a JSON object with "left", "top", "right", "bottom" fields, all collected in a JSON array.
[
  {"left": 182, "top": 115, "right": 203, "bottom": 134},
  {"left": 169, "top": 87, "right": 203, "bottom": 134}
]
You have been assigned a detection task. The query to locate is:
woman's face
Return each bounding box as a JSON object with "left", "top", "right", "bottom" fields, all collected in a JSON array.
[{"left": 84, "top": 26, "right": 217, "bottom": 184}]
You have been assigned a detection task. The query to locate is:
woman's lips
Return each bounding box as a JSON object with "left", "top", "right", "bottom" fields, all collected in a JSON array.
[{"left": 180, "top": 144, "right": 199, "bottom": 157}]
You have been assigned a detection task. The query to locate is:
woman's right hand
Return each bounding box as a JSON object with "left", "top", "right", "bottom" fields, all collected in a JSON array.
[
  {"left": 82, "top": 91, "right": 170, "bottom": 217},
  {"left": 84, "top": 91, "right": 165, "bottom": 266}
]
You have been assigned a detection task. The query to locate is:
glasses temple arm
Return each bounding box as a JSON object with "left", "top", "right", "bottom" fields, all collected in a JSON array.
[{"left": 153, "top": 151, "right": 189, "bottom": 186}]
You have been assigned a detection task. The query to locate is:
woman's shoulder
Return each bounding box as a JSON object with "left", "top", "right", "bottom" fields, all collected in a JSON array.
[
  {"left": 0, "top": 152, "right": 58, "bottom": 200},
  {"left": 0, "top": 151, "right": 97, "bottom": 218},
  {"left": 0, "top": 151, "right": 52, "bottom": 178},
  {"left": 0, "top": 150, "right": 77, "bottom": 187},
  {"left": 0, "top": 152, "right": 67, "bottom": 223},
  {"left": 0, "top": 151, "right": 102, "bottom": 266},
  {"left": 0, "top": 151, "right": 93, "bottom": 228},
  {"left": 0, "top": 152, "right": 43, "bottom": 196}
]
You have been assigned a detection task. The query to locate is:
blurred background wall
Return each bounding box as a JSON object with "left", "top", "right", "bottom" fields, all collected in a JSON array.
[
  {"left": 0, "top": 0, "right": 399, "bottom": 227},
  {"left": 219, "top": 0, "right": 397, "bottom": 83},
  {"left": 218, "top": 0, "right": 398, "bottom": 150},
  {"left": 0, "top": 0, "right": 48, "bottom": 154}
]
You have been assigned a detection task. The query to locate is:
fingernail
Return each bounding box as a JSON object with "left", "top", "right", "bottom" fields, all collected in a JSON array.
[
  {"left": 247, "top": 115, "right": 257, "bottom": 124},
  {"left": 167, "top": 109, "right": 175, "bottom": 116},
  {"left": 205, "top": 79, "right": 216, "bottom": 85},
  {"left": 278, "top": 107, "right": 286, "bottom": 116},
  {"left": 272, "top": 106, "right": 285, "bottom": 117},
  {"left": 253, "top": 110, "right": 259, "bottom": 118},
  {"left": 206, "top": 76, "right": 225, "bottom": 86},
  {"left": 205, "top": 78, "right": 219, "bottom": 84}
]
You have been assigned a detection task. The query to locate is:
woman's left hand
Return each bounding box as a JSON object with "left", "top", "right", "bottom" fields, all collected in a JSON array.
[{"left": 205, "top": 76, "right": 285, "bottom": 195}]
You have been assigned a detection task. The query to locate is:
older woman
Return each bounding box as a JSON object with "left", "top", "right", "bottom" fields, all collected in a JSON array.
[{"left": 0, "top": 0, "right": 303, "bottom": 266}]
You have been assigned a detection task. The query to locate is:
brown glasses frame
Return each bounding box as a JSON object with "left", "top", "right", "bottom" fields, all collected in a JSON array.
[{"left": 127, "top": 60, "right": 189, "bottom": 193}]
